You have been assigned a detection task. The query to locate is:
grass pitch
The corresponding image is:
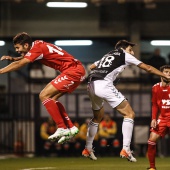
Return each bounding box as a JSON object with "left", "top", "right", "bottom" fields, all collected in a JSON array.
[{"left": 0, "top": 156, "right": 170, "bottom": 170}]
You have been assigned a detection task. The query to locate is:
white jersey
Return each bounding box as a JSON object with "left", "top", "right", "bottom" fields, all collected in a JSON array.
[
  {"left": 87, "top": 49, "right": 143, "bottom": 109},
  {"left": 88, "top": 49, "right": 142, "bottom": 83}
]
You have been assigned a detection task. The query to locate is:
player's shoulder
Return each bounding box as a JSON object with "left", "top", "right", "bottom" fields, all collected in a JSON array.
[
  {"left": 108, "top": 49, "right": 123, "bottom": 55},
  {"left": 33, "top": 40, "right": 46, "bottom": 47},
  {"left": 34, "top": 40, "right": 44, "bottom": 44},
  {"left": 152, "top": 82, "right": 161, "bottom": 89},
  {"left": 31, "top": 40, "right": 47, "bottom": 51}
]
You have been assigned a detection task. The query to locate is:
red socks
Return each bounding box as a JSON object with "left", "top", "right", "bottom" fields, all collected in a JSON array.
[
  {"left": 42, "top": 99, "right": 74, "bottom": 129},
  {"left": 147, "top": 140, "right": 156, "bottom": 169},
  {"left": 42, "top": 99, "right": 67, "bottom": 128},
  {"left": 56, "top": 101, "right": 74, "bottom": 128}
]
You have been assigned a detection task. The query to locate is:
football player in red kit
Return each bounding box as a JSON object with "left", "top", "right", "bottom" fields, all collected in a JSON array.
[
  {"left": 147, "top": 65, "right": 170, "bottom": 170},
  {"left": 0, "top": 32, "right": 85, "bottom": 144}
]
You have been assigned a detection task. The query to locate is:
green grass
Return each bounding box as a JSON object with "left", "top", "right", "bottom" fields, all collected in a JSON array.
[{"left": 0, "top": 157, "right": 170, "bottom": 170}]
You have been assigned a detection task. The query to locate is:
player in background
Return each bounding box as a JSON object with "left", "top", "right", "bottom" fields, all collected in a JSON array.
[
  {"left": 0, "top": 32, "right": 85, "bottom": 144},
  {"left": 147, "top": 65, "right": 170, "bottom": 170},
  {"left": 82, "top": 40, "right": 170, "bottom": 162}
]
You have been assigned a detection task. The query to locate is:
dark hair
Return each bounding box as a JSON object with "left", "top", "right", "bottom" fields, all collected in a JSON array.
[
  {"left": 13, "top": 32, "right": 32, "bottom": 46},
  {"left": 115, "top": 40, "right": 136, "bottom": 50},
  {"left": 160, "top": 65, "right": 170, "bottom": 72}
]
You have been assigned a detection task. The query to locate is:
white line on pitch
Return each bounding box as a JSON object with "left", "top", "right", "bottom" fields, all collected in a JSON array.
[{"left": 20, "top": 167, "right": 57, "bottom": 170}]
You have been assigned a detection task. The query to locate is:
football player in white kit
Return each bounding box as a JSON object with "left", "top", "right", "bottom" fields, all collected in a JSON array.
[{"left": 82, "top": 40, "right": 170, "bottom": 162}]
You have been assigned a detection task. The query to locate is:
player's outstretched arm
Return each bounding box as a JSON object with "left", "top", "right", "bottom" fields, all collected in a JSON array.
[
  {"left": 0, "top": 57, "right": 30, "bottom": 74},
  {"left": 89, "top": 63, "right": 97, "bottom": 70},
  {"left": 137, "top": 63, "right": 170, "bottom": 81},
  {"left": 1, "top": 55, "right": 23, "bottom": 61}
]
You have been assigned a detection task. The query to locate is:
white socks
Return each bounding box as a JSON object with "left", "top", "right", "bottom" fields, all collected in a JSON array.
[
  {"left": 85, "top": 120, "right": 99, "bottom": 150},
  {"left": 85, "top": 118, "right": 134, "bottom": 152},
  {"left": 122, "top": 118, "right": 134, "bottom": 151}
]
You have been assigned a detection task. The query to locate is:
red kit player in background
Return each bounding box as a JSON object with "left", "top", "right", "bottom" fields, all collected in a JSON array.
[
  {"left": 0, "top": 32, "right": 85, "bottom": 144},
  {"left": 147, "top": 65, "right": 170, "bottom": 170}
]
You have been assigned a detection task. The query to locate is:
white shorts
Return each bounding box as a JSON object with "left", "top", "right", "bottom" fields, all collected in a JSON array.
[{"left": 87, "top": 80, "right": 125, "bottom": 110}]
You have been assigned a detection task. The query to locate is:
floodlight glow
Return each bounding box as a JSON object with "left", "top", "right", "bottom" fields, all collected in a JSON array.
[
  {"left": 0, "top": 40, "right": 5, "bottom": 46},
  {"left": 55, "top": 40, "right": 93, "bottom": 46},
  {"left": 46, "top": 2, "right": 87, "bottom": 8},
  {"left": 151, "top": 40, "right": 170, "bottom": 46}
]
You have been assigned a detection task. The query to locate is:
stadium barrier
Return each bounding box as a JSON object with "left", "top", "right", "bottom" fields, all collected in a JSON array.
[{"left": 0, "top": 91, "right": 169, "bottom": 156}]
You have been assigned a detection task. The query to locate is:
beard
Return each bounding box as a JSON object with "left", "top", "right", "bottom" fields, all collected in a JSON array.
[
  {"left": 162, "top": 78, "right": 170, "bottom": 84},
  {"left": 18, "top": 51, "right": 27, "bottom": 57}
]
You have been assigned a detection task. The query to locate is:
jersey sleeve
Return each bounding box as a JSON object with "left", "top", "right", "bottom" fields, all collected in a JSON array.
[
  {"left": 94, "top": 60, "right": 100, "bottom": 66},
  {"left": 125, "top": 53, "right": 142, "bottom": 66},
  {"left": 24, "top": 42, "right": 43, "bottom": 62},
  {"left": 151, "top": 86, "right": 159, "bottom": 120}
]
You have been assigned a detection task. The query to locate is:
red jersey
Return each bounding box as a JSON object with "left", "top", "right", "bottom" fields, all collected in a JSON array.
[
  {"left": 24, "top": 40, "right": 81, "bottom": 73},
  {"left": 152, "top": 82, "right": 170, "bottom": 119}
]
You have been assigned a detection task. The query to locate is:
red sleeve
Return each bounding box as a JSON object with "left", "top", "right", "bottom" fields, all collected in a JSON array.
[
  {"left": 151, "top": 86, "right": 158, "bottom": 120},
  {"left": 24, "top": 41, "right": 43, "bottom": 62}
]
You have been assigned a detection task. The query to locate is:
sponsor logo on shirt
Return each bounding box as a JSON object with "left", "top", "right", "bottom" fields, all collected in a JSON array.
[
  {"left": 91, "top": 70, "right": 108, "bottom": 74},
  {"left": 162, "top": 99, "right": 170, "bottom": 108},
  {"left": 113, "top": 52, "right": 121, "bottom": 56}
]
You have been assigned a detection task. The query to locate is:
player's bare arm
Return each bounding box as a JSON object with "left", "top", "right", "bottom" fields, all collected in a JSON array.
[
  {"left": 0, "top": 57, "right": 30, "bottom": 74},
  {"left": 1, "top": 56, "right": 23, "bottom": 61},
  {"left": 90, "top": 63, "right": 96, "bottom": 70},
  {"left": 138, "top": 63, "right": 170, "bottom": 81}
]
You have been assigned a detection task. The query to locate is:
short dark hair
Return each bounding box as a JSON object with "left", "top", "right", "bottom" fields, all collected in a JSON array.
[
  {"left": 160, "top": 65, "right": 170, "bottom": 72},
  {"left": 115, "top": 40, "right": 136, "bottom": 50},
  {"left": 13, "top": 32, "right": 32, "bottom": 46}
]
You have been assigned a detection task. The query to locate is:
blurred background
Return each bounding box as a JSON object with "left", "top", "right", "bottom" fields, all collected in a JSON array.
[{"left": 0, "top": 0, "right": 170, "bottom": 158}]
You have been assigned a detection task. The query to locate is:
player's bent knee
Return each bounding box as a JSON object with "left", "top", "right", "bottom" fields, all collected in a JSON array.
[
  {"left": 39, "top": 92, "right": 44, "bottom": 101},
  {"left": 121, "top": 110, "right": 135, "bottom": 119},
  {"left": 126, "top": 112, "right": 135, "bottom": 119},
  {"left": 149, "top": 132, "right": 160, "bottom": 142},
  {"left": 39, "top": 91, "right": 49, "bottom": 101}
]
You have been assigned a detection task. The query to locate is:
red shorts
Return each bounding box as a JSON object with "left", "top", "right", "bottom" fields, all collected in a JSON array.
[
  {"left": 51, "top": 63, "right": 85, "bottom": 93},
  {"left": 150, "top": 117, "right": 170, "bottom": 137}
]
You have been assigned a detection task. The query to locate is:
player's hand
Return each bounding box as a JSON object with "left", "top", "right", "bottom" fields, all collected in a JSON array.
[
  {"left": 150, "top": 119, "right": 157, "bottom": 128},
  {"left": 1, "top": 56, "right": 14, "bottom": 61}
]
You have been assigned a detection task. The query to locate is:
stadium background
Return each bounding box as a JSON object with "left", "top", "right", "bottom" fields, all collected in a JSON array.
[{"left": 0, "top": 0, "right": 170, "bottom": 159}]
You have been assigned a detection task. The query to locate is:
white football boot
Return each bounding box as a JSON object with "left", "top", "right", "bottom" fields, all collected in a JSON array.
[
  {"left": 58, "top": 126, "right": 79, "bottom": 144},
  {"left": 48, "top": 128, "right": 71, "bottom": 141}
]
